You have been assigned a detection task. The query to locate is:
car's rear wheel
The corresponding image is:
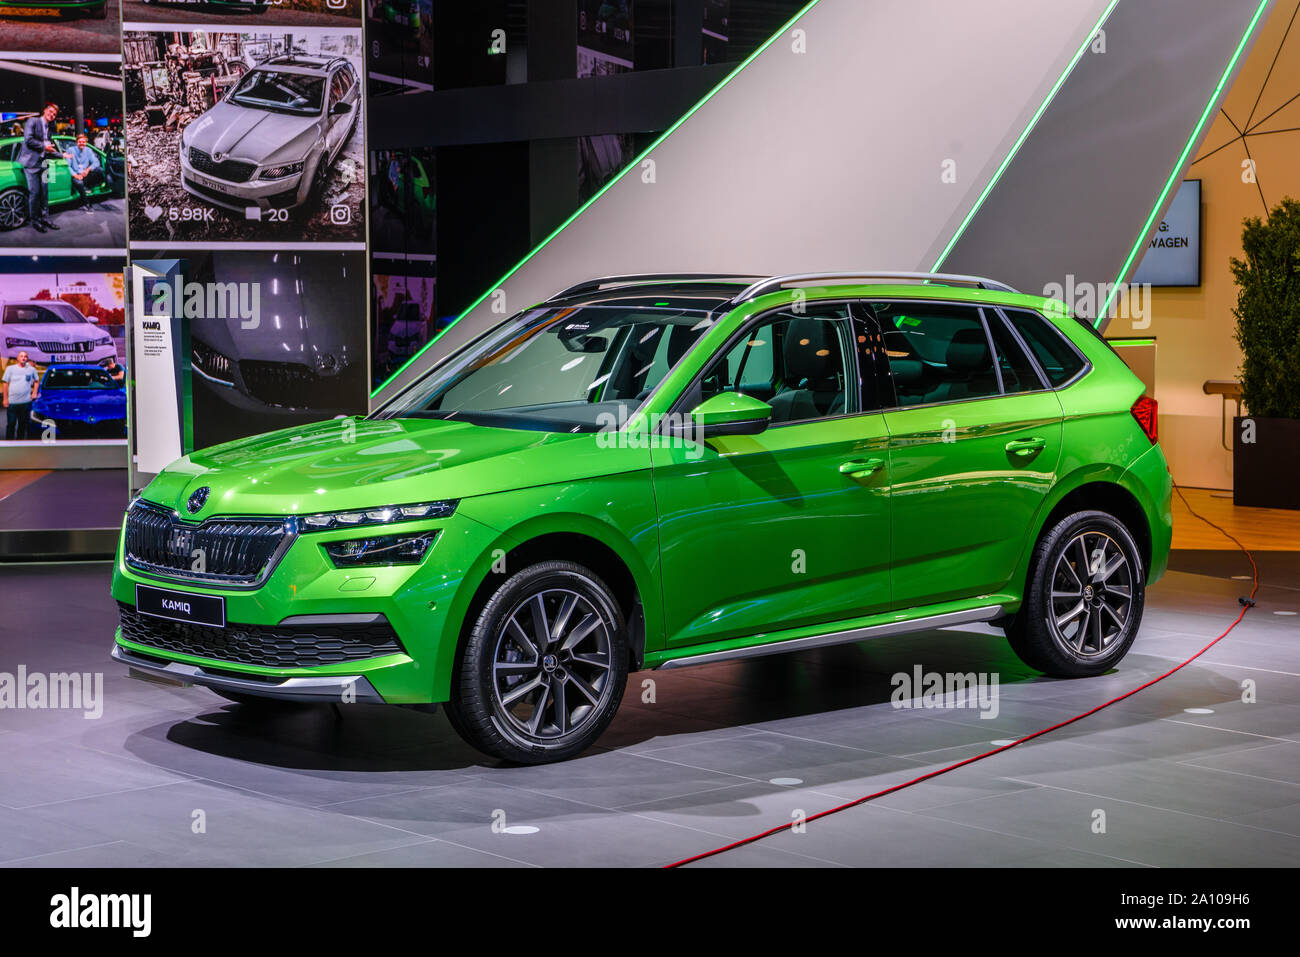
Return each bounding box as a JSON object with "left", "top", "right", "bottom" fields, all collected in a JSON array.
[
  {"left": 447, "top": 560, "right": 628, "bottom": 764},
  {"left": 1006, "top": 509, "right": 1145, "bottom": 677},
  {"left": 0, "top": 189, "right": 27, "bottom": 231}
]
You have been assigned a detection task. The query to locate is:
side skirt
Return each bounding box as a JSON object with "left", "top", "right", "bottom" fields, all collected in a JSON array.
[{"left": 653, "top": 605, "right": 1005, "bottom": 671}]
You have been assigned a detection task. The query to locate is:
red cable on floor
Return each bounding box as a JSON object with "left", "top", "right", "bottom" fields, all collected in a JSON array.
[{"left": 664, "top": 483, "right": 1259, "bottom": 868}]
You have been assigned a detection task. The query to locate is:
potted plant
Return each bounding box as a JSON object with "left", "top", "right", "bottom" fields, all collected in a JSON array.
[{"left": 1231, "top": 196, "right": 1300, "bottom": 508}]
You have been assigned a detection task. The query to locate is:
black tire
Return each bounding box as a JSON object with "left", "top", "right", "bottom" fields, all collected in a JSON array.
[
  {"left": 0, "top": 189, "right": 27, "bottom": 231},
  {"left": 1006, "top": 509, "right": 1146, "bottom": 677},
  {"left": 446, "top": 560, "right": 628, "bottom": 764},
  {"left": 209, "top": 689, "right": 309, "bottom": 709}
]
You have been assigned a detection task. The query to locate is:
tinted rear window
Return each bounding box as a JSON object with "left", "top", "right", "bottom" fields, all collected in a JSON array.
[{"left": 1003, "top": 309, "right": 1086, "bottom": 386}]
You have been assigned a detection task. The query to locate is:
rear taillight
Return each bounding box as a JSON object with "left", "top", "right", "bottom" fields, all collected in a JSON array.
[{"left": 1131, "top": 395, "right": 1158, "bottom": 444}]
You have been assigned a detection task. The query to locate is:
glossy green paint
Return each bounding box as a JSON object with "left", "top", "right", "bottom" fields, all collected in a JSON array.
[
  {"left": 689, "top": 391, "right": 773, "bottom": 426},
  {"left": 650, "top": 411, "right": 892, "bottom": 647},
  {"left": 112, "top": 281, "right": 1171, "bottom": 704}
]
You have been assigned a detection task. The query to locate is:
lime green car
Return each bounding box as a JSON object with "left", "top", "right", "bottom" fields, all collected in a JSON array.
[
  {"left": 111, "top": 273, "right": 1172, "bottom": 763},
  {"left": 0, "top": 135, "right": 115, "bottom": 230},
  {"left": 0, "top": 0, "right": 106, "bottom": 18}
]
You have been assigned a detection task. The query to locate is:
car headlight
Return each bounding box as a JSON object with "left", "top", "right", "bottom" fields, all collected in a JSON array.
[
  {"left": 96, "top": 335, "right": 112, "bottom": 346},
  {"left": 5, "top": 337, "right": 37, "bottom": 349},
  {"left": 259, "top": 161, "right": 305, "bottom": 180},
  {"left": 322, "top": 532, "right": 436, "bottom": 568},
  {"left": 298, "top": 500, "right": 457, "bottom": 531}
]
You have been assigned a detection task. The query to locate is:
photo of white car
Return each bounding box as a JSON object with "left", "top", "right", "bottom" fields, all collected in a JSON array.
[
  {"left": 122, "top": 32, "right": 365, "bottom": 243},
  {"left": 179, "top": 54, "right": 360, "bottom": 216},
  {"left": 1, "top": 298, "right": 115, "bottom": 367}
]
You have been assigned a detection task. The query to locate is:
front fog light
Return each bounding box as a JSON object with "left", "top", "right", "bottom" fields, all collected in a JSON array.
[{"left": 323, "top": 532, "right": 435, "bottom": 567}]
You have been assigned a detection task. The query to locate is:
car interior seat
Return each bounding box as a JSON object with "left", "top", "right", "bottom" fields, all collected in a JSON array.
[{"left": 768, "top": 317, "right": 845, "bottom": 423}]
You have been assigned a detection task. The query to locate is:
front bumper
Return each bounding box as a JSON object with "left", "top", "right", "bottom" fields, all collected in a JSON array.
[
  {"left": 111, "top": 507, "right": 505, "bottom": 704},
  {"left": 112, "top": 643, "right": 385, "bottom": 703},
  {"left": 179, "top": 151, "right": 308, "bottom": 212}
]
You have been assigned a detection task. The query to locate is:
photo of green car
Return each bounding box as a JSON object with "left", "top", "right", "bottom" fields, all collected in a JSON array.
[
  {"left": 111, "top": 273, "right": 1172, "bottom": 764},
  {"left": 0, "top": 0, "right": 107, "bottom": 18},
  {"left": 0, "top": 134, "right": 117, "bottom": 230}
]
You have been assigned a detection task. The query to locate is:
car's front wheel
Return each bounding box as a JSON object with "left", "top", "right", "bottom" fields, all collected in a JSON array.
[
  {"left": 447, "top": 560, "right": 628, "bottom": 764},
  {"left": 1006, "top": 509, "right": 1146, "bottom": 677},
  {"left": 0, "top": 189, "right": 27, "bottom": 231}
]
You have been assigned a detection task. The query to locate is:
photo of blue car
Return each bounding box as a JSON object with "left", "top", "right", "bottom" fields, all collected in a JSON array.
[{"left": 30, "top": 360, "right": 126, "bottom": 437}]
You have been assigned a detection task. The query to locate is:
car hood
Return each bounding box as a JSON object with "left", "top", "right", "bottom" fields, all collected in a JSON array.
[
  {"left": 140, "top": 416, "right": 649, "bottom": 520},
  {"left": 184, "top": 102, "right": 320, "bottom": 165}
]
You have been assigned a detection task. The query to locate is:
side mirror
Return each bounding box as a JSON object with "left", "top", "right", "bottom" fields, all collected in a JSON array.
[{"left": 687, "top": 392, "right": 773, "bottom": 439}]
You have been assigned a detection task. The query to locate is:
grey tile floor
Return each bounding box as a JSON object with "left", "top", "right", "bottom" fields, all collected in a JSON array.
[{"left": 0, "top": 559, "right": 1296, "bottom": 867}]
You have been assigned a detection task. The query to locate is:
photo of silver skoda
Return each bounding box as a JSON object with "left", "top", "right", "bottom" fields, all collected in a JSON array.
[{"left": 178, "top": 54, "right": 359, "bottom": 216}]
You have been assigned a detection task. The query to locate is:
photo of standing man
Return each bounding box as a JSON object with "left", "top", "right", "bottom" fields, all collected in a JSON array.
[
  {"left": 18, "top": 102, "right": 62, "bottom": 234},
  {"left": 3, "top": 351, "right": 41, "bottom": 441}
]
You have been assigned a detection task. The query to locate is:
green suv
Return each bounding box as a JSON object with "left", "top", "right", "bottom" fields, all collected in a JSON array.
[{"left": 111, "top": 273, "right": 1172, "bottom": 763}]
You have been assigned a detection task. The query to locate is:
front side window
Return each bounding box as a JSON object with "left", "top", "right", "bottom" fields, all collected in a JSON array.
[
  {"left": 697, "top": 305, "right": 856, "bottom": 425},
  {"left": 378, "top": 304, "right": 716, "bottom": 432},
  {"left": 874, "top": 301, "right": 998, "bottom": 406}
]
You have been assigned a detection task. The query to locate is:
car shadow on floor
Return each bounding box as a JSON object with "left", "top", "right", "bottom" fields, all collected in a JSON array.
[{"left": 116, "top": 628, "right": 1198, "bottom": 783}]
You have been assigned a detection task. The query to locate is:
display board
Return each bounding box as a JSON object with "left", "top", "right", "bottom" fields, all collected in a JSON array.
[
  {"left": 119, "top": 5, "right": 371, "bottom": 454},
  {"left": 1131, "top": 180, "right": 1202, "bottom": 287}
]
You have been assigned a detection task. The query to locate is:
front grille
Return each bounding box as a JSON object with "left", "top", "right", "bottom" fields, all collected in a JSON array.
[
  {"left": 118, "top": 604, "right": 404, "bottom": 668},
  {"left": 239, "top": 360, "right": 332, "bottom": 409},
  {"left": 124, "top": 500, "right": 290, "bottom": 586},
  {"left": 188, "top": 147, "right": 256, "bottom": 183},
  {"left": 191, "top": 339, "right": 234, "bottom": 382},
  {"left": 38, "top": 340, "right": 91, "bottom": 353}
]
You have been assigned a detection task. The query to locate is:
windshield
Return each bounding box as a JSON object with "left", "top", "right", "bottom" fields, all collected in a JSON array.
[
  {"left": 230, "top": 69, "right": 324, "bottom": 115},
  {"left": 44, "top": 367, "right": 116, "bottom": 390},
  {"left": 3, "top": 302, "right": 90, "bottom": 325},
  {"left": 377, "top": 304, "right": 717, "bottom": 432}
]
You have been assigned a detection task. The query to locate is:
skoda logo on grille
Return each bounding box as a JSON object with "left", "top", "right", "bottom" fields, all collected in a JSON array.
[{"left": 186, "top": 486, "right": 210, "bottom": 514}]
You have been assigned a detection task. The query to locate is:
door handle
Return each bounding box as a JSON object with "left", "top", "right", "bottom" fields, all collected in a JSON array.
[
  {"left": 839, "top": 457, "right": 884, "bottom": 479},
  {"left": 1005, "top": 437, "right": 1046, "bottom": 457}
]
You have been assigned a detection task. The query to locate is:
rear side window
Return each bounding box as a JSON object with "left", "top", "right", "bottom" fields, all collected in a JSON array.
[
  {"left": 985, "top": 310, "right": 1045, "bottom": 394},
  {"left": 1003, "top": 309, "right": 1086, "bottom": 386},
  {"left": 874, "top": 302, "right": 999, "bottom": 406}
]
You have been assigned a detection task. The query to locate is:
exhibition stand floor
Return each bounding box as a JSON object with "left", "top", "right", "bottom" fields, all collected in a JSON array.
[{"left": 0, "top": 551, "right": 1296, "bottom": 868}]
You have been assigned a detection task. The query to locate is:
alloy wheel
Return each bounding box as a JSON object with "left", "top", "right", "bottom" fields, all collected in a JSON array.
[
  {"left": 491, "top": 588, "right": 614, "bottom": 743},
  {"left": 0, "top": 192, "right": 26, "bottom": 230},
  {"left": 1048, "top": 531, "right": 1134, "bottom": 657}
]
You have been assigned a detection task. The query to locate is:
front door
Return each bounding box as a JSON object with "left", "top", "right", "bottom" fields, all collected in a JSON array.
[{"left": 652, "top": 303, "right": 893, "bottom": 648}]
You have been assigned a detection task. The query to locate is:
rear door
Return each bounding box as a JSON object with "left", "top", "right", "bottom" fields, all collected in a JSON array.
[{"left": 869, "top": 299, "right": 1063, "bottom": 609}]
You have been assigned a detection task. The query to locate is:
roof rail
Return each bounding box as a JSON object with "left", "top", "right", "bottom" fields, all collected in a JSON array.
[
  {"left": 732, "top": 271, "right": 1019, "bottom": 303},
  {"left": 549, "top": 274, "right": 766, "bottom": 302}
]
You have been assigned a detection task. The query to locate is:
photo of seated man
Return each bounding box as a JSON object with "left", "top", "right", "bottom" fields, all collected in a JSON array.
[{"left": 62, "top": 133, "right": 105, "bottom": 213}]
